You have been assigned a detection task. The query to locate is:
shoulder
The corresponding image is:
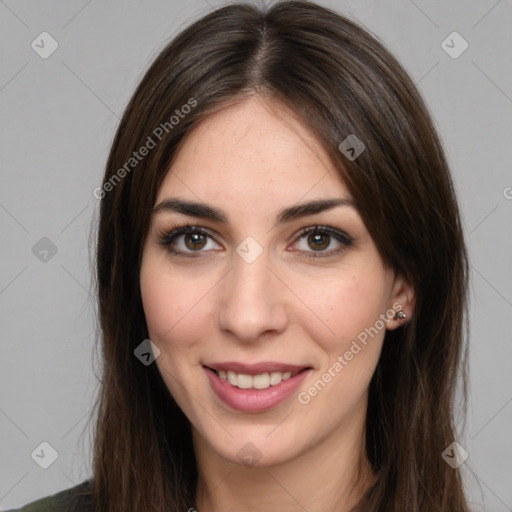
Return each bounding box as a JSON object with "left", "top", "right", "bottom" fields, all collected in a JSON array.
[{"left": 4, "top": 479, "right": 94, "bottom": 512}]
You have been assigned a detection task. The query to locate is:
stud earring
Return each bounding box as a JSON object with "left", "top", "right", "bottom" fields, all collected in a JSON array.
[{"left": 395, "top": 311, "right": 407, "bottom": 320}]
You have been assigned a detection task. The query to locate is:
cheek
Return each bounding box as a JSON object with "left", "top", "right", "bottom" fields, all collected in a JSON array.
[
  {"left": 294, "top": 269, "right": 389, "bottom": 420},
  {"left": 139, "top": 254, "right": 212, "bottom": 350},
  {"left": 303, "top": 266, "right": 389, "bottom": 346}
]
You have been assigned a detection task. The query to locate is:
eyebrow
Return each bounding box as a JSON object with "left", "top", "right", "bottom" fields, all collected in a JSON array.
[{"left": 152, "top": 197, "right": 356, "bottom": 225}]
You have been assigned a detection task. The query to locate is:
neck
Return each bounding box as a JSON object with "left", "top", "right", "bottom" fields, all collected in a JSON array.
[{"left": 192, "top": 403, "right": 374, "bottom": 512}]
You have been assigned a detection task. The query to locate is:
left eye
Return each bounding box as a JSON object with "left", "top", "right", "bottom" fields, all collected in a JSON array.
[{"left": 292, "top": 226, "right": 353, "bottom": 257}]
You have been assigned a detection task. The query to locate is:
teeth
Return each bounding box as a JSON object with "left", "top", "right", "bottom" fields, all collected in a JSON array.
[
  {"left": 270, "top": 371, "right": 287, "bottom": 385},
  {"left": 252, "top": 373, "right": 270, "bottom": 389},
  {"left": 216, "top": 369, "right": 296, "bottom": 389},
  {"left": 237, "top": 373, "right": 253, "bottom": 389},
  {"left": 227, "top": 371, "right": 237, "bottom": 386}
]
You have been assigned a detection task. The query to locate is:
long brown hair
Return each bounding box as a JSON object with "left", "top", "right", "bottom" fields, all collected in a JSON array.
[{"left": 90, "top": 1, "right": 470, "bottom": 510}]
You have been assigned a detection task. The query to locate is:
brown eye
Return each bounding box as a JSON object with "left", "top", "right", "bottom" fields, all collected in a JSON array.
[
  {"left": 157, "top": 225, "right": 222, "bottom": 256},
  {"left": 307, "top": 233, "right": 330, "bottom": 251},
  {"left": 184, "top": 232, "right": 207, "bottom": 250},
  {"left": 293, "top": 225, "right": 353, "bottom": 258}
]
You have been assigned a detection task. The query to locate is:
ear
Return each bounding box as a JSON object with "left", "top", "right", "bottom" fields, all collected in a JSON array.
[{"left": 386, "top": 272, "right": 416, "bottom": 331}]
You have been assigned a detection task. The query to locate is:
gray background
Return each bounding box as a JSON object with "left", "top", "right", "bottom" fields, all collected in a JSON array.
[{"left": 0, "top": 0, "right": 511, "bottom": 510}]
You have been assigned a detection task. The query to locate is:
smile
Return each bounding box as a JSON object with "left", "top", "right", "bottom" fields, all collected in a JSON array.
[
  {"left": 214, "top": 368, "right": 301, "bottom": 389},
  {"left": 203, "top": 362, "right": 311, "bottom": 413}
]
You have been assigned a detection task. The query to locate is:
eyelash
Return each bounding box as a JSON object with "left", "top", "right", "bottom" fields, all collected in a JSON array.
[{"left": 155, "top": 222, "right": 353, "bottom": 259}]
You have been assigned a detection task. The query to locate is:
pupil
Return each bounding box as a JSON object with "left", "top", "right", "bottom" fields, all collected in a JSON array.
[
  {"left": 185, "top": 233, "right": 206, "bottom": 250},
  {"left": 309, "top": 233, "right": 329, "bottom": 250}
]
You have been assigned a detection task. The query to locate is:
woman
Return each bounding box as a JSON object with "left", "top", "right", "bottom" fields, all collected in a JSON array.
[{"left": 8, "top": 1, "right": 470, "bottom": 510}]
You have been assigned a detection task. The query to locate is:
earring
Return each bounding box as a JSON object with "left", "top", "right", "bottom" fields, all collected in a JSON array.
[{"left": 395, "top": 311, "right": 407, "bottom": 320}]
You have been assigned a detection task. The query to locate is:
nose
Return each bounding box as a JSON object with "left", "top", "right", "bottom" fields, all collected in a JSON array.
[{"left": 217, "top": 247, "right": 288, "bottom": 343}]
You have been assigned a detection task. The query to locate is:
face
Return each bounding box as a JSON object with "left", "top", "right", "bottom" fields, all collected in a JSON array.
[{"left": 140, "top": 95, "right": 413, "bottom": 468}]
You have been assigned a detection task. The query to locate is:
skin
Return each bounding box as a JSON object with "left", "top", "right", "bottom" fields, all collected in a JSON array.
[{"left": 139, "top": 95, "right": 415, "bottom": 512}]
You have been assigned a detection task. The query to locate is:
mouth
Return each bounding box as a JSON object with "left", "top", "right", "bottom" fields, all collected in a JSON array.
[
  {"left": 205, "top": 366, "right": 306, "bottom": 389},
  {"left": 203, "top": 362, "right": 312, "bottom": 412}
]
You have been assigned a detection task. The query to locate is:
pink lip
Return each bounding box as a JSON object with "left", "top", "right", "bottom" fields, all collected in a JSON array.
[
  {"left": 204, "top": 361, "right": 308, "bottom": 375},
  {"left": 204, "top": 366, "right": 311, "bottom": 413}
]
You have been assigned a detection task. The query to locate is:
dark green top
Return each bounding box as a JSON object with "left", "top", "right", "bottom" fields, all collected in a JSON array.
[{"left": 5, "top": 479, "right": 94, "bottom": 512}]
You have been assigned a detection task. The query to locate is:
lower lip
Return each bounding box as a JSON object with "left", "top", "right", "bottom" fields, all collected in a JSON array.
[{"left": 204, "top": 367, "right": 311, "bottom": 413}]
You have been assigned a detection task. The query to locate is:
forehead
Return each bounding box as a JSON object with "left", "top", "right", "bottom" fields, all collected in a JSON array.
[{"left": 155, "top": 95, "right": 349, "bottom": 208}]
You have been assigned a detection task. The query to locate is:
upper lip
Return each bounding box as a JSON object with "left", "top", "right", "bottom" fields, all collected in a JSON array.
[{"left": 204, "top": 361, "right": 310, "bottom": 375}]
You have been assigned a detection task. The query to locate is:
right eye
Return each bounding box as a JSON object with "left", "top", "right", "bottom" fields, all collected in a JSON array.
[{"left": 156, "top": 224, "right": 223, "bottom": 257}]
